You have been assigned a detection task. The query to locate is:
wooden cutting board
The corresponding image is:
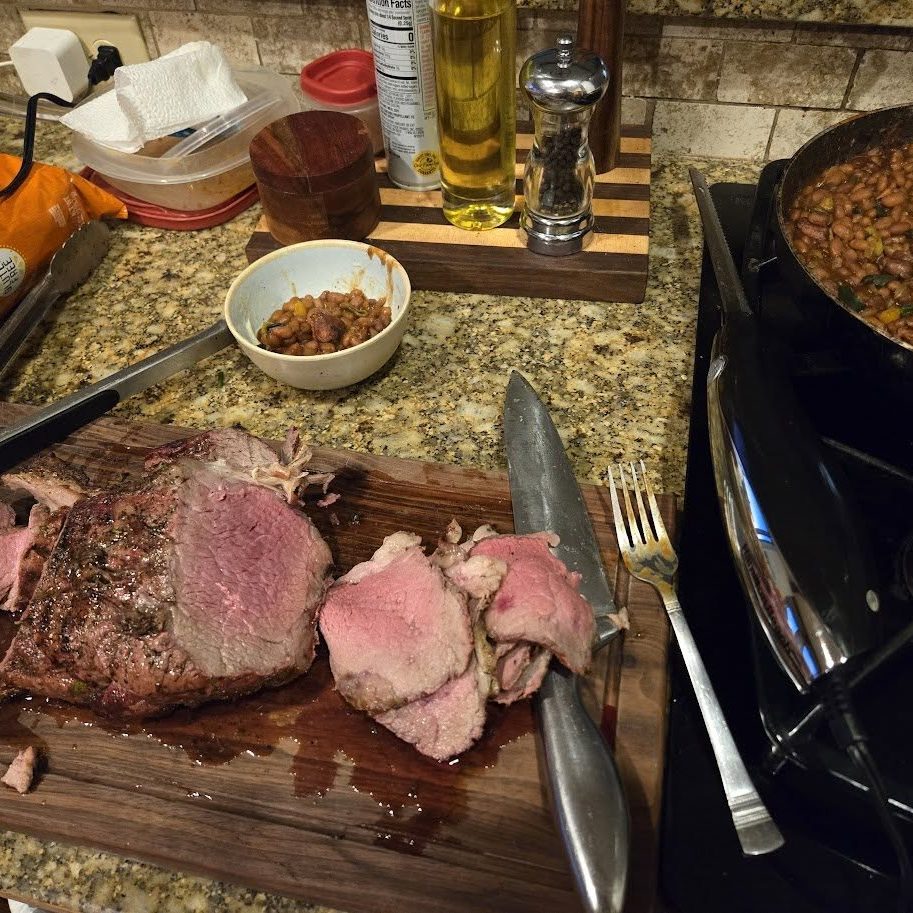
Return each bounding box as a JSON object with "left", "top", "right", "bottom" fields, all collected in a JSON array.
[
  {"left": 0, "top": 403, "right": 671, "bottom": 913},
  {"left": 245, "top": 127, "right": 652, "bottom": 304}
]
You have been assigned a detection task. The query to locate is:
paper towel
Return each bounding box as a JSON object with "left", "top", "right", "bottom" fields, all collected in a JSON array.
[{"left": 61, "top": 42, "right": 247, "bottom": 154}]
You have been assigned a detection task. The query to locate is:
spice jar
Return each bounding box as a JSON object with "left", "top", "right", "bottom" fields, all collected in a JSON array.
[
  {"left": 249, "top": 111, "right": 381, "bottom": 246},
  {"left": 519, "top": 34, "right": 609, "bottom": 256}
]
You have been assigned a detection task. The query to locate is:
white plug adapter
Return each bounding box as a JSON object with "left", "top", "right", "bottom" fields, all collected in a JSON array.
[{"left": 9, "top": 27, "right": 89, "bottom": 102}]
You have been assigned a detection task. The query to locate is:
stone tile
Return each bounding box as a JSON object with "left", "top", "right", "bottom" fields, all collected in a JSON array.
[
  {"left": 256, "top": 6, "right": 364, "bottom": 75},
  {"left": 662, "top": 16, "right": 794, "bottom": 42},
  {"left": 767, "top": 108, "right": 858, "bottom": 160},
  {"left": 0, "top": 62, "right": 22, "bottom": 96},
  {"left": 623, "top": 36, "right": 723, "bottom": 101},
  {"left": 149, "top": 11, "right": 259, "bottom": 65},
  {"left": 653, "top": 99, "right": 775, "bottom": 158},
  {"left": 625, "top": 13, "right": 663, "bottom": 36},
  {"left": 621, "top": 95, "right": 652, "bottom": 126},
  {"left": 196, "top": 0, "right": 303, "bottom": 12},
  {"left": 137, "top": 12, "right": 158, "bottom": 58},
  {"left": 718, "top": 41, "right": 856, "bottom": 108},
  {"left": 848, "top": 49, "right": 913, "bottom": 110},
  {"left": 15, "top": 0, "right": 193, "bottom": 8},
  {"left": 0, "top": 6, "right": 23, "bottom": 53},
  {"left": 794, "top": 24, "right": 913, "bottom": 50}
]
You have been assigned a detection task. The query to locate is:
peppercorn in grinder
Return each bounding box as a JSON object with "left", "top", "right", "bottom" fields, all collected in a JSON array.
[{"left": 519, "top": 35, "right": 609, "bottom": 256}]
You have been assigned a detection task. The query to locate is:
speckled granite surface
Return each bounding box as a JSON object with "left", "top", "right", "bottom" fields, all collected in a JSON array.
[
  {"left": 517, "top": 0, "right": 913, "bottom": 24},
  {"left": 0, "top": 114, "right": 762, "bottom": 913}
]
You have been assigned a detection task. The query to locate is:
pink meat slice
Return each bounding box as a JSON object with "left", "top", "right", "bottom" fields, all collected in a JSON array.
[
  {"left": 0, "top": 527, "right": 32, "bottom": 604},
  {"left": 4, "top": 505, "right": 63, "bottom": 614},
  {"left": 0, "top": 503, "right": 15, "bottom": 530},
  {"left": 493, "top": 648, "right": 551, "bottom": 705},
  {"left": 170, "top": 474, "right": 331, "bottom": 679},
  {"left": 2, "top": 453, "right": 93, "bottom": 511},
  {"left": 472, "top": 533, "right": 595, "bottom": 675},
  {"left": 320, "top": 534, "right": 473, "bottom": 714},
  {"left": 376, "top": 659, "right": 487, "bottom": 762}
]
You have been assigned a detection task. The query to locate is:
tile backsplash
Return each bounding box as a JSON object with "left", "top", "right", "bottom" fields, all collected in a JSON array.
[{"left": 1, "top": 0, "right": 912, "bottom": 161}]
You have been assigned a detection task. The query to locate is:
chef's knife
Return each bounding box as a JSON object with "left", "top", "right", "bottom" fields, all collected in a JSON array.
[
  {"left": 0, "top": 320, "right": 232, "bottom": 473},
  {"left": 503, "top": 370, "right": 629, "bottom": 913}
]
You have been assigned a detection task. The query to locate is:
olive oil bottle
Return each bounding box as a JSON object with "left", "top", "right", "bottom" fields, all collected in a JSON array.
[{"left": 429, "top": 0, "right": 517, "bottom": 231}]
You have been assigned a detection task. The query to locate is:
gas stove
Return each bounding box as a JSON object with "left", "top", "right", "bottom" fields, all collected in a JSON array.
[{"left": 662, "top": 162, "right": 913, "bottom": 912}]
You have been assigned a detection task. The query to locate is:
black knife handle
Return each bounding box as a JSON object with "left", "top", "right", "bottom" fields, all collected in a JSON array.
[{"left": 0, "top": 388, "right": 120, "bottom": 474}]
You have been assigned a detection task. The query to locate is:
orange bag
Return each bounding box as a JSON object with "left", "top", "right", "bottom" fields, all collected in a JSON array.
[{"left": 0, "top": 153, "right": 127, "bottom": 318}]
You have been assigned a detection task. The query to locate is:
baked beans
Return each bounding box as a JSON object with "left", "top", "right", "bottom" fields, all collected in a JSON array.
[
  {"left": 785, "top": 141, "right": 913, "bottom": 345},
  {"left": 257, "top": 289, "right": 392, "bottom": 356}
]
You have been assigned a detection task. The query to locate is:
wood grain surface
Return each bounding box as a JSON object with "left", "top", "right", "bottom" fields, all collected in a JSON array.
[
  {"left": 0, "top": 403, "right": 671, "bottom": 913},
  {"left": 246, "top": 127, "right": 652, "bottom": 304}
]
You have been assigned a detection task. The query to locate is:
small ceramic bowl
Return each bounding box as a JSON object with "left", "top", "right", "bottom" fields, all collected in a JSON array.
[{"left": 224, "top": 239, "right": 411, "bottom": 390}]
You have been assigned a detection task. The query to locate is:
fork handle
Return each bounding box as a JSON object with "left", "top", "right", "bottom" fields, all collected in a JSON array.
[{"left": 662, "top": 589, "right": 785, "bottom": 856}]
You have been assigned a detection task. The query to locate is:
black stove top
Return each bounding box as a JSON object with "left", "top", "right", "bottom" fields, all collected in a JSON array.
[{"left": 661, "top": 164, "right": 913, "bottom": 912}]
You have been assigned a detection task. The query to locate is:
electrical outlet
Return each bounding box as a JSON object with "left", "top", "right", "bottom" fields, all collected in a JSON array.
[{"left": 18, "top": 10, "right": 150, "bottom": 65}]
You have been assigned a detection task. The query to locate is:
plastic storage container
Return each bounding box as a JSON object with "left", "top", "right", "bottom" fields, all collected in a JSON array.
[
  {"left": 299, "top": 49, "right": 383, "bottom": 155},
  {"left": 69, "top": 70, "right": 298, "bottom": 212}
]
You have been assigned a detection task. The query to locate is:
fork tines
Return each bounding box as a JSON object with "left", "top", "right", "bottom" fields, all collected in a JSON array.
[{"left": 607, "top": 460, "right": 669, "bottom": 552}]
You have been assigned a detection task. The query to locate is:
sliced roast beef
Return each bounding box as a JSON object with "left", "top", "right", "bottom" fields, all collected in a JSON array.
[
  {"left": 471, "top": 532, "right": 595, "bottom": 675},
  {"left": 0, "top": 527, "right": 33, "bottom": 605},
  {"left": 2, "top": 453, "right": 94, "bottom": 511},
  {"left": 4, "top": 506, "right": 65, "bottom": 615},
  {"left": 143, "top": 427, "right": 277, "bottom": 473},
  {"left": 321, "top": 520, "right": 597, "bottom": 760},
  {"left": 320, "top": 533, "right": 473, "bottom": 713},
  {"left": 376, "top": 658, "right": 488, "bottom": 761},
  {"left": 0, "top": 430, "right": 333, "bottom": 718}
]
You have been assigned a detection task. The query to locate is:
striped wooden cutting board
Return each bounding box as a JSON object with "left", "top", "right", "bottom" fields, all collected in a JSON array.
[{"left": 245, "top": 125, "right": 651, "bottom": 303}]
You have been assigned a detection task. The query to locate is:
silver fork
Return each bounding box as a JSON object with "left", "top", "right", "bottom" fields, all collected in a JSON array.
[{"left": 608, "top": 460, "right": 784, "bottom": 857}]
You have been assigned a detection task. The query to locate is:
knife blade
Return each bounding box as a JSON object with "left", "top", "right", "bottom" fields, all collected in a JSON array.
[
  {"left": 0, "top": 320, "right": 232, "bottom": 474},
  {"left": 503, "top": 370, "right": 629, "bottom": 913}
]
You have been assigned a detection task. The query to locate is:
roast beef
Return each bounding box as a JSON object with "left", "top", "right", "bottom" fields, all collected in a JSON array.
[
  {"left": 0, "top": 429, "right": 333, "bottom": 718},
  {"left": 320, "top": 532, "right": 474, "bottom": 713},
  {"left": 2, "top": 453, "right": 94, "bottom": 511},
  {"left": 321, "top": 521, "right": 596, "bottom": 760},
  {"left": 471, "top": 532, "right": 595, "bottom": 676}
]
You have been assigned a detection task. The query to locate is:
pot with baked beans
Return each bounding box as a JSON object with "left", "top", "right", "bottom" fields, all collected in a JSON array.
[{"left": 777, "top": 104, "right": 913, "bottom": 377}]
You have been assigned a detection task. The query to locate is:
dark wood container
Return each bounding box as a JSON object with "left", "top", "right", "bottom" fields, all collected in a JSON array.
[{"left": 249, "top": 111, "right": 381, "bottom": 245}]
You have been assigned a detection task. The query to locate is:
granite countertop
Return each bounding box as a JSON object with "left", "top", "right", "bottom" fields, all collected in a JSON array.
[
  {"left": 0, "top": 114, "right": 762, "bottom": 913},
  {"left": 519, "top": 0, "right": 913, "bottom": 26}
]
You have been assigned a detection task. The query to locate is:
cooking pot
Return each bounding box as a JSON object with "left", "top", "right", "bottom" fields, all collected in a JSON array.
[{"left": 775, "top": 104, "right": 913, "bottom": 381}]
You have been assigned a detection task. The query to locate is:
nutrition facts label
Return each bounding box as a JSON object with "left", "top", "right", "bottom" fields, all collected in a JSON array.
[{"left": 366, "top": 0, "right": 439, "bottom": 188}]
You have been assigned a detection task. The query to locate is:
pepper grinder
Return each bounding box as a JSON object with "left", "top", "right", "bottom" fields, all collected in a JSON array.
[{"left": 520, "top": 35, "right": 609, "bottom": 256}]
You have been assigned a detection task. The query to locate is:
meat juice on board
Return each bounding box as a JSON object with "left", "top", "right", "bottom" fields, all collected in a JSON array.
[{"left": 365, "top": 0, "right": 441, "bottom": 190}]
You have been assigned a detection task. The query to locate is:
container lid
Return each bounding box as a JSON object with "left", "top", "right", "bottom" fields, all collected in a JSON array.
[
  {"left": 250, "top": 110, "right": 376, "bottom": 195},
  {"left": 69, "top": 69, "right": 299, "bottom": 186},
  {"left": 520, "top": 34, "right": 609, "bottom": 113},
  {"left": 300, "top": 49, "right": 377, "bottom": 106}
]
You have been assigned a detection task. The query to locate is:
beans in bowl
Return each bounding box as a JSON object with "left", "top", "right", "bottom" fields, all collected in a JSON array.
[
  {"left": 257, "top": 289, "right": 392, "bottom": 356},
  {"left": 785, "top": 141, "right": 913, "bottom": 344}
]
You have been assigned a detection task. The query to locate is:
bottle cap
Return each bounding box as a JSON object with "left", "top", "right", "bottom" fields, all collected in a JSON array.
[
  {"left": 300, "top": 49, "right": 377, "bottom": 106},
  {"left": 520, "top": 34, "right": 609, "bottom": 113}
]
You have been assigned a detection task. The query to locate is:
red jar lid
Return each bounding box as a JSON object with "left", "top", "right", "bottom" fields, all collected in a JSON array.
[{"left": 300, "top": 49, "right": 377, "bottom": 106}]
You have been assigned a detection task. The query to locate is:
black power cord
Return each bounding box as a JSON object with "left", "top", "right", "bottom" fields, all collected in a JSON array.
[
  {"left": 822, "top": 672, "right": 913, "bottom": 913},
  {"left": 0, "top": 91, "right": 73, "bottom": 198},
  {"left": 0, "top": 43, "right": 122, "bottom": 199}
]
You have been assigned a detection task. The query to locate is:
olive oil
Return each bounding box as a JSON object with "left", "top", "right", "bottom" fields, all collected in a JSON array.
[{"left": 430, "top": 0, "right": 517, "bottom": 231}]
